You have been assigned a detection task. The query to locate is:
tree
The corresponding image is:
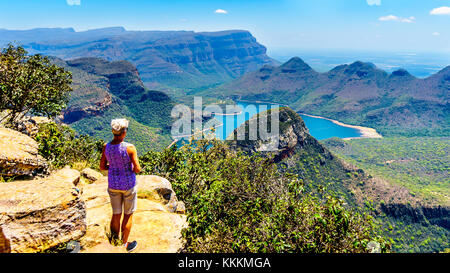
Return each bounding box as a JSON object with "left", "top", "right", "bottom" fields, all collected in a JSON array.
[{"left": 0, "top": 44, "right": 72, "bottom": 127}]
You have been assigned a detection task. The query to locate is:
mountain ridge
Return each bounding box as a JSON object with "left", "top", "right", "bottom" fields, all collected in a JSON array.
[
  {"left": 203, "top": 57, "right": 449, "bottom": 136},
  {"left": 0, "top": 27, "right": 278, "bottom": 93}
]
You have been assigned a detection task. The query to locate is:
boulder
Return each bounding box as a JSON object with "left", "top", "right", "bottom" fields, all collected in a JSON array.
[
  {"left": 0, "top": 168, "right": 86, "bottom": 253},
  {"left": 17, "top": 116, "right": 52, "bottom": 138},
  {"left": 136, "top": 175, "right": 180, "bottom": 213},
  {"left": 81, "top": 168, "right": 104, "bottom": 183},
  {"left": 0, "top": 127, "right": 49, "bottom": 177},
  {"left": 79, "top": 175, "right": 186, "bottom": 253},
  {"left": 175, "top": 201, "right": 186, "bottom": 214}
]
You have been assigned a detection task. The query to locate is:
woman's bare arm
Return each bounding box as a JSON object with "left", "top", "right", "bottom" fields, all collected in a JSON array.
[
  {"left": 99, "top": 143, "right": 109, "bottom": 171},
  {"left": 127, "top": 144, "right": 142, "bottom": 174}
]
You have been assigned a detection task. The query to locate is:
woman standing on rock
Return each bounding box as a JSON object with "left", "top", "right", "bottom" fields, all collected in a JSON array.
[{"left": 100, "top": 118, "right": 141, "bottom": 252}]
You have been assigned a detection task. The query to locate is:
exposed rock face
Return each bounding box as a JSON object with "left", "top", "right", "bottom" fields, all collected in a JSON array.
[
  {"left": 136, "top": 175, "right": 181, "bottom": 213},
  {"left": 48, "top": 57, "right": 175, "bottom": 153},
  {"left": 62, "top": 94, "right": 113, "bottom": 124},
  {"left": 380, "top": 203, "right": 450, "bottom": 229},
  {"left": 0, "top": 168, "right": 85, "bottom": 253},
  {"left": 81, "top": 168, "right": 104, "bottom": 183},
  {"left": 80, "top": 175, "right": 186, "bottom": 253},
  {"left": 0, "top": 127, "right": 49, "bottom": 177},
  {"left": 17, "top": 116, "right": 52, "bottom": 137}
]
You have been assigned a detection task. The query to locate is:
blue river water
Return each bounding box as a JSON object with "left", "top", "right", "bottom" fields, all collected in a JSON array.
[
  {"left": 174, "top": 101, "right": 363, "bottom": 147},
  {"left": 212, "top": 101, "right": 362, "bottom": 140}
]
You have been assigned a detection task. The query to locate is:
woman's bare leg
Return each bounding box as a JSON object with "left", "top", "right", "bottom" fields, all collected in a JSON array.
[
  {"left": 110, "top": 214, "right": 122, "bottom": 241},
  {"left": 121, "top": 213, "right": 133, "bottom": 244}
]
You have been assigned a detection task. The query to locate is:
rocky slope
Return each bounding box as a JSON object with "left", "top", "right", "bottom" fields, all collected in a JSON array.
[
  {"left": 206, "top": 57, "right": 450, "bottom": 136},
  {"left": 1, "top": 27, "right": 277, "bottom": 91}
]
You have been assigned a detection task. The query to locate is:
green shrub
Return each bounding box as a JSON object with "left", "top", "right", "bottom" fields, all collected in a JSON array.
[
  {"left": 140, "top": 138, "right": 389, "bottom": 253},
  {"left": 35, "top": 122, "right": 103, "bottom": 169}
]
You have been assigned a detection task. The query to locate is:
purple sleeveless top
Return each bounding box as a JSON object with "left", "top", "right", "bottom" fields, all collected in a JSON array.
[{"left": 105, "top": 142, "right": 136, "bottom": 191}]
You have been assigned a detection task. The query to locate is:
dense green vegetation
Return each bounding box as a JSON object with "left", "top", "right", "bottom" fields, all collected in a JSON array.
[
  {"left": 377, "top": 217, "right": 449, "bottom": 253},
  {"left": 322, "top": 137, "right": 449, "bottom": 206},
  {"left": 322, "top": 137, "right": 449, "bottom": 253},
  {"left": 69, "top": 103, "right": 172, "bottom": 153},
  {"left": 35, "top": 122, "right": 103, "bottom": 170},
  {"left": 139, "top": 138, "right": 389, "bottom": 253},
  {"left": 0, "top": 45, "right": 72, "bottom": 127}
]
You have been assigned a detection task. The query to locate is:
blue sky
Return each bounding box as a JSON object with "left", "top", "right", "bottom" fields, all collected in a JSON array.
[{"left": 0, "top": 0, "right": 449, "bottom": 53}]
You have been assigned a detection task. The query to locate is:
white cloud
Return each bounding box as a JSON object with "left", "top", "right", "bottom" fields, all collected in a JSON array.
[
  {"left": 401, "top": 16, "right": 415, "bottom": 23},
  {"left": 378, "top": 15, "right": 415, "bottom": 23},
  {"left": 367, "top": 0, "right": 381, "bottom": 6},
  {"left": 432, "top": 32, "right": 440, "bottom": 36},
  {"left": 67, "top": 0, "right": 81, "bottom": 5},
  {"left": 430, "top": 7, "right": 450, "bottom": 15},
  {"left": 214, "top": 9, "right": 228, "bottom": 14}
]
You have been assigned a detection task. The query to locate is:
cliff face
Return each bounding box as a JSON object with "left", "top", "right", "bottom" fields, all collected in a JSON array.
[
  {"left": 380, "top": 203, "right": 450, "bottom": 229},
  {"left": 1, "top": 28, "right": 278, "bottom": 90},
  {"left": 0, "top": 127, "right": 49, "bottom": 177}
]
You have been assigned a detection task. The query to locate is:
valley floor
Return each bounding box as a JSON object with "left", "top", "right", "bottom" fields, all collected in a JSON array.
[
  {"left": 323, "top": 137, "right": 449, "bottom": 206},
  {"left": 322, "top": 136, "right": 449, "bottom": 253}
]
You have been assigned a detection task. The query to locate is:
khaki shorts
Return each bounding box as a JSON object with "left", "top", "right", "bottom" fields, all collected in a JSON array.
[{"left": 107, "top": 187, "right": 137, "bottom": 215}]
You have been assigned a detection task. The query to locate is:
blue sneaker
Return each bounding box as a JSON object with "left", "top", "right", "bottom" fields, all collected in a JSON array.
[{"left": 125, "top": 241, "right": 138, "bottom": 252}]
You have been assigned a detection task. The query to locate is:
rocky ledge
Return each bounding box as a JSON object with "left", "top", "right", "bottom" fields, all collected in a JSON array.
[
  {"left": 0, "top": 127, "right": 49, "bottom": 177},
  {"left": 0, "top": 167, "right": 186, "bottom": 253},
  {"left": 0, "top": 167, "right": 85, "bottom": 253},
  {"left": 80, "top": 175, "right": 186, "bottom": 253}
]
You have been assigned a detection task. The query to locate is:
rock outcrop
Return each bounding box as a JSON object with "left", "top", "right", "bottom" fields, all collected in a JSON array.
[
  {"left": 0, "top": 127, "right": 49, "bottom": 177},
  {"left": 0, "top": 164, "right": 186, "bottom": 253},
  {"left": 0, "top": 168, "right": 85, "bottom": 253},
  {"left": 17, "top": 116, "right": 51, "bottom": 137},
  {"left": 0, "top": 125, "right": 185, "bottom": 253},
  {"left": 228, "top": 107, "right": 333, "bottom": 163},
  {"left": 81, "top": 168, "right": 103, "bottom": 183},
  {"left": 79, "top": 175, "right": 186, "bottom": 253}
]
